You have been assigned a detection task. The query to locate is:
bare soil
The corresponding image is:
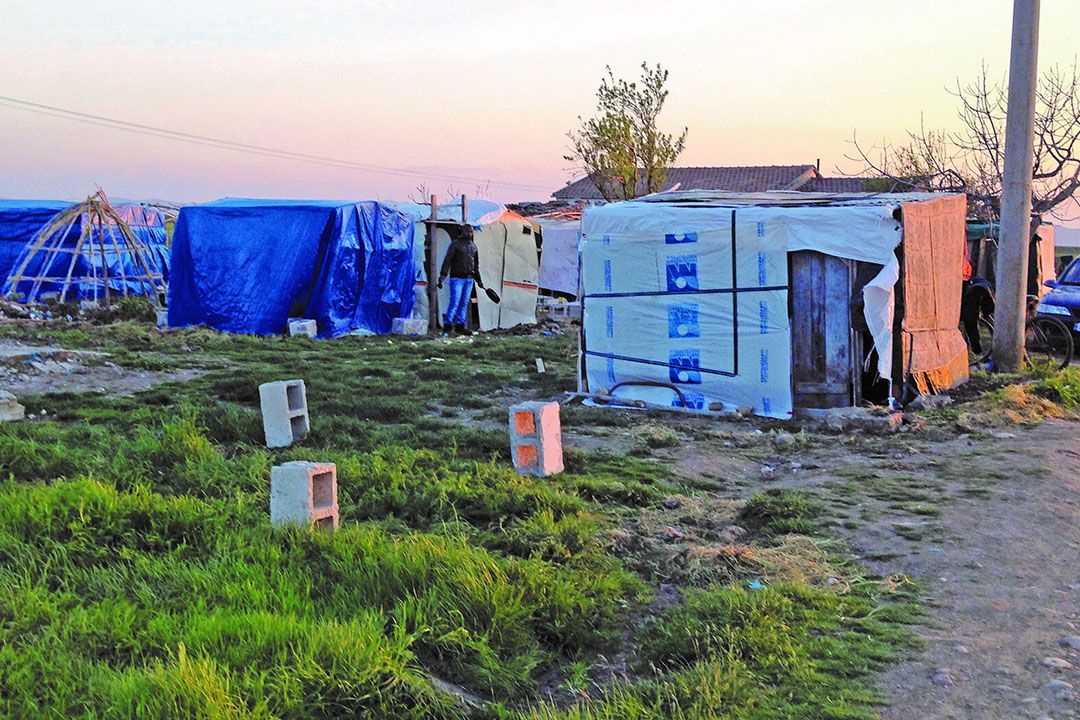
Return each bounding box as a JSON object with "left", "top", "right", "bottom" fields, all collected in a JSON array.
[
  {"left": 0, "top": 339, "right": 201, "bottom": 398},
  {"left": 629, "top": 418, "right": 1080, "bottom": 719}
]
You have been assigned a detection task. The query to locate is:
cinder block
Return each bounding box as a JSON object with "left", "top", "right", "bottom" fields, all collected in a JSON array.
[
  {"left": 155, "top": 308, "right": 169, "bottom": 328},
  {"left": 288, "top": 318, "right": 318, "bottom": 338},
  {"left": 259, "top": 379, "right": 309, "bottom": 448},
  {"left": 508, "top": 401, "right": 563, "bottom": 476},
  {"left": 392, "top": 317, "right": 427, "bottom": 336},
  {"left": 270, "top": 461, "right": 338, "bottom": 530}
]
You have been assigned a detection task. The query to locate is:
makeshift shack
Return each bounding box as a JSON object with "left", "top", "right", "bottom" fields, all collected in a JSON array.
[
  {"left": 966, "top": 220, "right": 1056, "bottom": 297},
  {"left": 579, "top": 191, "right": 969, "bottom": 418},
  {"left": 394, "top": 199, "right": 540, "bottom": 331},
  {"left": 1, "top": 195, "right": 169, "bottom": 304},
  {"left": 168, "top": 199, "right": 414, "bottom": 337}
]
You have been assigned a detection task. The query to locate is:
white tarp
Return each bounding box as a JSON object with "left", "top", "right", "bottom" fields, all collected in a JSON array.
[
  {"left": 581, "top": 194, "right": 911, "bottom": 418},
  {"left": 536, "top": 219, "right": 580, "bottom": 295},
  {"left": 410, "top": 220, "right": 539, "bottom": 331}
]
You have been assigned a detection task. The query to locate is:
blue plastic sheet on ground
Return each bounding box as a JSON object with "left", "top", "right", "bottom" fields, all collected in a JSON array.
[
  {"left": 168, "top": 199, "right": 415, "bottom": 338},
  {"left": 0, "top": 200, "right": 169, "bottom": 302}
]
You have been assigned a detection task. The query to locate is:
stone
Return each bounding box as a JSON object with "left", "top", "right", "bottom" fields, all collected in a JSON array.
[
  {"left": 907, "top": 394, "right": 954, "bottom": 411},
  {"left": 930, "top": 668, "right": 955, "bottom": 687},
  {"left": 259, "top": 380, "right": 310, "bottom": 448},
  {"left": 721, "top": 525, "right": 747, "bottom": 542},
  {"left": 1042, "top": 679, "right": 1074, "bottom": 702},
  {"left": 509, "top": 401, "right": 563, "bottom": 476},
  {"left": 774, "top": 432, "right": 796, "bottom": 446},
  {"left": 391, "top": 317, "right": 426, "bottom": 336},
  {"left": 1060, "top": 636, "right": 1080, "bottom": 650},
  {"left": 822, "top": 406, "right": 903, "bottom": 435},
  {"left": 759, "top": 465, "right": 777, "bottom": 480},
  {"left": 663, "top": 496, "right": 683, "bottom": 510},
  {"left": 269, "top": 461, "right": 338, "bottom": 530},
  {"left": 1042, "top": 657, "right": 1074, "bottom": 670},
  {"left": 661, "top": 525, "right": 684, "bottom": 542},
  {"left": 288, "top": 318, "right": 318, "bottom": 339},
  {"left": 0, "top": 391, "right": 25, "bottom": 422}
]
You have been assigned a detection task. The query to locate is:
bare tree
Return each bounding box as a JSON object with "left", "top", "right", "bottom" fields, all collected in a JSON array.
[
  {"left": 850, "top": 62, "right": 1080, "bottom": 222},
  {"left": 565, "top": 63, "right": 687, "bottom": 202}
]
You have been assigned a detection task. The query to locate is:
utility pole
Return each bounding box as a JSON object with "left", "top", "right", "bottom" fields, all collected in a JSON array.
[{"left": 992, "top": 0, "right": 1041, "bottom": 372}]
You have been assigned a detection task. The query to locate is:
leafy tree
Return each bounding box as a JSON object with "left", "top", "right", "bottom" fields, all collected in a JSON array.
[{"left": 565, "top": 63, "right": 688, "bottom": 202}]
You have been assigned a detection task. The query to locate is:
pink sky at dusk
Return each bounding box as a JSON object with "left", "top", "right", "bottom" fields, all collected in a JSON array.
[{"left": 1, "top": 0, "right": 1078, "bottom": 206}]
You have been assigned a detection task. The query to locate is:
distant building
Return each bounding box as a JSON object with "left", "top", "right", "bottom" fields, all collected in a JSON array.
[{"left": 552, "top": 164, "right": 874, "bottom": 203}]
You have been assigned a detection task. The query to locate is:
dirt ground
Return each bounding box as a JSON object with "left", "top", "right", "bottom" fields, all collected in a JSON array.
[
  {"left": 637, "top": 419, "right": 1080, "bottom": 720},
  {"left": 0, "top": 339, "right": 201, "bottom": 398}
]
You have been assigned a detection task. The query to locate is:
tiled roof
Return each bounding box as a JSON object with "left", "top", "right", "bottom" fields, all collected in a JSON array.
[
  {"left": 553, "top": 165, "right": 818, "bottom": 200},
  {"left": 800, "top": 176, "right": 873, "bottom": 193}
]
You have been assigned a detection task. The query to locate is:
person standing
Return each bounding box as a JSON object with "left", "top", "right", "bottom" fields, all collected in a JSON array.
[{"left": 437, "top": 225, "right": 484, "bottom": 335}]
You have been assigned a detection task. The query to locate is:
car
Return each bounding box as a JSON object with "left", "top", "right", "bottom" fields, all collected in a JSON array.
[{"left": 1037, "top": 257, "right": 1080, "bottom": 334}]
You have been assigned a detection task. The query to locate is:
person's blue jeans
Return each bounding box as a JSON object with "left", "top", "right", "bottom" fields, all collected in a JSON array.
[{"left": 444, "top": 277, "right": 474, "bottom": 327}]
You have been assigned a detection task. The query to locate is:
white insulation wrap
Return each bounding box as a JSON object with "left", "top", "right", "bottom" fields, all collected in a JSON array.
[{"left": 580, "top": 198, "right": 904, "bottom": 418}]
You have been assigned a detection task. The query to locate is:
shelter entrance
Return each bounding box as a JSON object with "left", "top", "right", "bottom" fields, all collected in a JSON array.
[{"left": 789, "top": 251, "right": 856, "bottom": 409}]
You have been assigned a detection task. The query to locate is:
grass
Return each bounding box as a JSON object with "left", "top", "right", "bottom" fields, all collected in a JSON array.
[{"left": 0, "top": 320, "right": 920, "bottom": 718}]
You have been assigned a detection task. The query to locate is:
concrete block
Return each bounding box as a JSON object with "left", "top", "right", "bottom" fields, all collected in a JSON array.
[
  {"left": 155, "top": 308, "right": 169, "bottom": 328},
  {"left": 288, "top": 318, "right": 318, "bottom": 338},
  {"left": 392, "top": 317, "right": 427, "bottom": 336},
  {"left": 270, "top": 461, "right": 338, "bottom": 530},
  {"left": 259, "top": 379, "right": 309, "bottom": 448},
  {"left": 509, "top": 401, "right": 563, "bottom": 476}
]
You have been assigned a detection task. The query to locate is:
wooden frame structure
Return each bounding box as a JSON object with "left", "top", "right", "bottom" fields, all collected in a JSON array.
[{"left": 3, "top": 190, "right": 166, "bottom": 307}]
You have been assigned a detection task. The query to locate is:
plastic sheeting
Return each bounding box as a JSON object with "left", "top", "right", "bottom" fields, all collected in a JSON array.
[
  {"left": 168, "top": 199, "right": 414, "bottom": 337},
  {"left": 580, "top": 193, "right": 924, "bottom": 418},
  {"left": 536, "top": 219, "right": 580, "bottom": 295},
  {"left": 0, "top": 200, "right": 169, "bottom": 302},
  {"left": 394, "top": 201, "right": 539, "bottom": 330}
]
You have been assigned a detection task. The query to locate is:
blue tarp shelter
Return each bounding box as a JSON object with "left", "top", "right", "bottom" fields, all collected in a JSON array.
[
  {"left": 168, "top": 199, "right": 415, "bottom": 337},
  {"left": 1, "top": 199, "right": 170, "bottom": 302}
]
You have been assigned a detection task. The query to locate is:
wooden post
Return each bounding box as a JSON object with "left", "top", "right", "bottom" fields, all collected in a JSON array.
[
  {"left": 461, "top": 194, "right": 468, "bottom": 224},
  {"left": 427, "top": 194, "right": 438, "bottom": 334}
]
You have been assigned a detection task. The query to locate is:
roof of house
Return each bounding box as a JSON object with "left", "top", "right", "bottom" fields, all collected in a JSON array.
[
  {"left": 799, "top": 176, "right": 871, "bottom": 193},
  {"left": 553, "top": 165, "right": 820, "bottom": 200}
]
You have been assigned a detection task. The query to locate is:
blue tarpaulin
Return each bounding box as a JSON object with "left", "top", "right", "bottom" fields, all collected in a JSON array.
[
  {"left": 0, "top": 200, "right": 169, "bottom": 302},
  {"left": 168, "top": 199, "right": 415, "bottom": 337}
]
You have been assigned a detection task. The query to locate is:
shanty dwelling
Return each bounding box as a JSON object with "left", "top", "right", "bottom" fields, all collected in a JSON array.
[
  {"left": 168, "top": 199, "right": 415, "bottom": 338},
  {"left": 532, "top": 213, "right": 581, "bottom": 299},
  {"left": 394, "top": 199, "right": 540, "bottom": 331},
  {"left": 578, "top": 191, "right": 969, "bottom": 418},
  {"left": 1, "top": 197, "right": 170, "bottom": 304},
  {"left": 966, "top": 220, "right": 1057, "bottom": 298}
]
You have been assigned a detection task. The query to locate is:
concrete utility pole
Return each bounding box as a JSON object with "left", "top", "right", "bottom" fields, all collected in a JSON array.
[{"left": 992, "top": 0, "right": 1041, "bottom": 372}]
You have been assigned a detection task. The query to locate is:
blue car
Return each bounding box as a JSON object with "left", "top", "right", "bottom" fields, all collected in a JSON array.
[{"left": 1037, "top": 258, "right": 1080, "bottom": 334}]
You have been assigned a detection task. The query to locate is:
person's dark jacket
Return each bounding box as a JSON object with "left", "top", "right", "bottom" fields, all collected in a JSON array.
[{"left": 439, "top": 238, "right": 482, "bottom": 285}]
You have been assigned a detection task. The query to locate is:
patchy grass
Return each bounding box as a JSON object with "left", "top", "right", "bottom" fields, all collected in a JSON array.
[
  {"left": 737, "top": 489, "right": 821, "bottom": 538},
  {"left": 0, "top": 320, "right": 922, "bottom": 719}
]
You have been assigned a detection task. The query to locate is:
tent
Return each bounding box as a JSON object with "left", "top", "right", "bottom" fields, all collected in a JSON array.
[
  {"left": 168, "top": 199, "right": 415, "bottom": 338},
  {"left": 1, "top": 198, "right": 169, "bottom": 303},
  {"left": 393, "top": 199, "right": 540, "bottom": 330},
  {"left": 579, "top": 191, "right": 968, "bottom": 418}
]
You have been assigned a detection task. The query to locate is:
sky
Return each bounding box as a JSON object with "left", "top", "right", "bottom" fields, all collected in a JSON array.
[{"left": 1, "top": 0, "right": 1078, "bottom": 208}]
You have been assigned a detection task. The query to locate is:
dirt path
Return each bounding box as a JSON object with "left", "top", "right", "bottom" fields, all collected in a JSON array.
[
  {"left": 875, "top": 421, "right": 1080, "bottom": 720},
  {"left": 639, "top": 416, "right": 1080, "bottom": 718}
]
